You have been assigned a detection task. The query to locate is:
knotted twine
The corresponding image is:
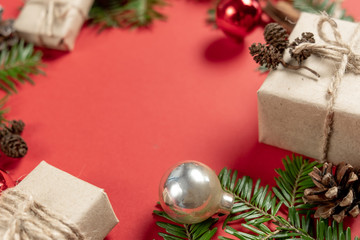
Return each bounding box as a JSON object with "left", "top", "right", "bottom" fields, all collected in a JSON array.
[
  {"left": 0, "top": 188, "right": 85, "bottom": 240},
  {"left": 26, "top": 0, "right": 86, "bottom": 48},
  {"left": 292, "top": 14, "right": 360, "bottom": 163}
]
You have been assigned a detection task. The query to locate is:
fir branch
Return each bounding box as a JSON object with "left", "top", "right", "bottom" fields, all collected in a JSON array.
[
  {"left": 154, "top": 209, "right": 218, "bottom": 240},
  {"left": 206, "top": 0, "right": 220, "bottom": 28},
  {"left": 206, "top": 8, "right": 217, "bottom": 28},
  {"left": 220, "top": 156, "right": 359, "bottom": 240},
  {"left": 0, "top": 40, "right": 44, "bottom": 94},
  {"left": 219, "top": 167, "right": 315, "bottom": 240},
  {"left": 293, "top": 0, "right": 354, "bottom": 21},
  {"left": 89, "top": 0, "right": 167, "bottom": 30},
  {"left": 272, "top": 155, "right": 321, "bottom": 210},
  {"left": 154, "top": 156, "right": 360, "bottom": 239},
  {"left": 218, "top": 170, "right": 281, "bottom": 227},
  {"left": 0, "top": 97, "right": 9, "bottom": 124}
]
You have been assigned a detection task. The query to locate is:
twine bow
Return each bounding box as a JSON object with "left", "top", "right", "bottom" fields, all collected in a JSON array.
[
  {"left": 0, "top": 188, "right": 85, "bottom": 240},
  {"left": 292, "top": 14, "right": 360, "bottom": 163},
  {"left": 27, "top": 0, "right": 86, "bottom": 46}
]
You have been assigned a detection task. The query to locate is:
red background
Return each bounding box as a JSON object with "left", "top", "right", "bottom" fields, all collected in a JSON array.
[{"left": 2, "top": 0, "right": 360, "bottom": 239}]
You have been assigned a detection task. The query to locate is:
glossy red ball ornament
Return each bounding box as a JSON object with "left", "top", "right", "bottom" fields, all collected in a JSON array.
[
  {"left": 216, "top": 0, "right": 262, "bottom": 41},
  {"left": 0, "top": 169, "right": 15, "bottom": 192}
]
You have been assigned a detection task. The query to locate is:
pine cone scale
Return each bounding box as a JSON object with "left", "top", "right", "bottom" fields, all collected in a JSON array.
[
  {"left": 310, "top": 166, "right": 322, "bottom": 178},
  {"left": 322, "top": 173, "right": 336, "bottom": 187},
  {"left": 339, "top": 189, "right": 353, "bottom": 207},
  {"left": 336, "top": 162, "right": 351, "bottom": 183},
  {"left": 349, "top": 205, "right": 360, "bottom": 217},
  {"left": 333, "top": 210, "right": 346, "bottom": 223},
  {"left": 309, "top": 168, "right": 325, "bottom": 188},
  {"left": 304, "top": 187, "right": 326, "bottom": 196},
  {"left": 324, "top": 163, "right": 333, "bottom": 174},
  {"left": 325, "top": 186, "right": 338, "bottom": 199},
  {"left": 303, "top": 193, "right": 329, "bottom": 203},
  {"left": 314, "top": 204, "right": 336, "bottom": 219},
  {"left": 347, "top": 172, "right": 358, "bottom": 184}
]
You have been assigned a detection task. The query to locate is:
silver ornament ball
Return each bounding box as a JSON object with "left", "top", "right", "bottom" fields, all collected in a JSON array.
[{"left": 159, "top": 161, "right": 234, "bottom": 224}]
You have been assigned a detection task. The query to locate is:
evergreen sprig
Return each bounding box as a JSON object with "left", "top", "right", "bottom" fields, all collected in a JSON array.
[
  {"left": 206, "top": 8, "right": 217, "bottom": 28},
  {"left": 0, "top": 97, "right": 8, "bottom": 124},
  {"left": 89, "top": 0, "right": 167, "bottom": 30},
  {"left": 293, "top": 0, "right": 354, "bottom": 22},
  {"left": 272, "top": 155, "right": 319, "bottom": 211},
  {"left": 154, "top": 155, "right": 360, "bottom": 239},
  {"left": 218, "top": 163, "right": 316, "bottom": 240},
  {"left": 154, "top": 209, "right": 218, "bottom": 239},
  {"left": 0, "top": 39, "right": 43, "bottom": 94}
]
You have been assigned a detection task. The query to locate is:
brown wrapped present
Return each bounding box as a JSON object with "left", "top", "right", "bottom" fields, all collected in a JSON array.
[
  {"left": 0, "top": 161, "right": 118, "bottom": 239},
  {"left": 14, "top": 0, "right": 94, "bottom": 51},
  {"left": 258, "top": 13, "right": 360, "bottom": 168}
]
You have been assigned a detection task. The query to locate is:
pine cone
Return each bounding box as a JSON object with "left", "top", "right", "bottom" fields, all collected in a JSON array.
[
  {"left": 289, "top": 32, "right": 315, "bottom": 64},
  {"left": 303, "top": 162, "right": 360, "bottom": 223},
  {"left": 0, "top": 133, "right": 28, "bottom": 158},
  {"left": 0, "top": 128, "right": 10, "bottom": 138},
  {"left": 264, "top": 23, "right": 289, "bottom": 53},
  {"left": 249, "top": 43, "right": 283, "bottom": 70},
  {"left": 8, "top": 120, "right": 25, "bottom": 135},
  {"left": 0, "top": 15, "right": 19, "bottom": 51}
]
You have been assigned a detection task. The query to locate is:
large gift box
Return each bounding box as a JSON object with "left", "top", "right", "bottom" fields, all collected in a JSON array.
[
  {"left": 14, "top": 0, "right": 94, "bottom": 51},
  {"left": 0, "top": 161, "right": 118, "bottom": 239},
  {"left": 258, "top": 13, "right": 360, "bottom": 167}
]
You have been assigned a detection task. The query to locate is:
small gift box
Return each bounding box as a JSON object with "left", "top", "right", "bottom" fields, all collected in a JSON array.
[
  {"left": 14, "top": 0, "right": 94, "bottom": 51},
  {"left": 258, "top": 13, "right": 360, "bottom": 167},
  {"left": 0, "top": 161, "right": 118, "bottom": 239}
]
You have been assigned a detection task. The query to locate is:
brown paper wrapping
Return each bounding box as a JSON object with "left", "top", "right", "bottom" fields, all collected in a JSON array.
[
  {"left": 14, "top": 0, "right": 94, "bottom": 51},
  {"left": 258, "top": 13, "right": 360, "bottom": 168},
  {"left": 14, "top": 161, "right": 118, "bottom": 239}
]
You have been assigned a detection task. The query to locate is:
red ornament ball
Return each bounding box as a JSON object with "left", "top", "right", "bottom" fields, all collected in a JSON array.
[
  {"left": 216, "top": 0, "right": 262, "bottom": 40},
  {"left": 0, "top": 169, "right": 15, "bottom": 192}
]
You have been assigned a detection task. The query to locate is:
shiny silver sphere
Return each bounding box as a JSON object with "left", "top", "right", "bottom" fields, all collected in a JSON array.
[{"left": 159, "top": 161, "right": 234, "bottom": 224}]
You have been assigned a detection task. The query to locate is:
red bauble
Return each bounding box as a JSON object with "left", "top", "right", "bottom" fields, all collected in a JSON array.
[
  {"left": 216, "top": 0, "right": 262, "bottom": 40},
  {"left": 0, "top": 169, "right": 15, "bottom": 192}
]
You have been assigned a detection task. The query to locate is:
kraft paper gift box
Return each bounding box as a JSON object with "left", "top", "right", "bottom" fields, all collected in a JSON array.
[
  {"left": 14, "top": 0, "right": 94, "bottom": 51},
  {"left": 258, "top": 13, "right": 360, "bottom": 168},
  {"left": 0, "top": 161, "right": 118, "bottom": 239}
]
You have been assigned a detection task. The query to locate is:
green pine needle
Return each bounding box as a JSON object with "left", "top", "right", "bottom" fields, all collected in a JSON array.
[
  {"left": 0, "top": 96, "right": 9, "bottom": 124},
  {"left": 293, "top": 0, "right": 354, "bottom": 21},
  {"left": 89, "top": 0, "right": 167, "bottom": 30},
  {"left": 218, "top": 165, "right": 315, "bottom": 240},
  {"left": 154, "top": 209, "right": 218, "bottom": 240},
  {"left": 206, "top": 8, "right": 217, "bottom": 28},
  {"left": 272, "top": 155, "right": 321, "bottom": 210},
  {"left": 218, "top": 170, "right": 281, "bottom": 228},
  {"left": 316, "top": 219, "right": 360, "bottom": 240},
  {"left": 0, "top": 40, "right": 44, "bottom": 94}
]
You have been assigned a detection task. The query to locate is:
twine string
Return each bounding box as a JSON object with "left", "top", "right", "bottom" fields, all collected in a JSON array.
[
  {"left": 0, "top": 188, "right": 85, "bottom": 240},
  {"left": 292, "top": 14, "right": 360, "bottom": 162}
]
